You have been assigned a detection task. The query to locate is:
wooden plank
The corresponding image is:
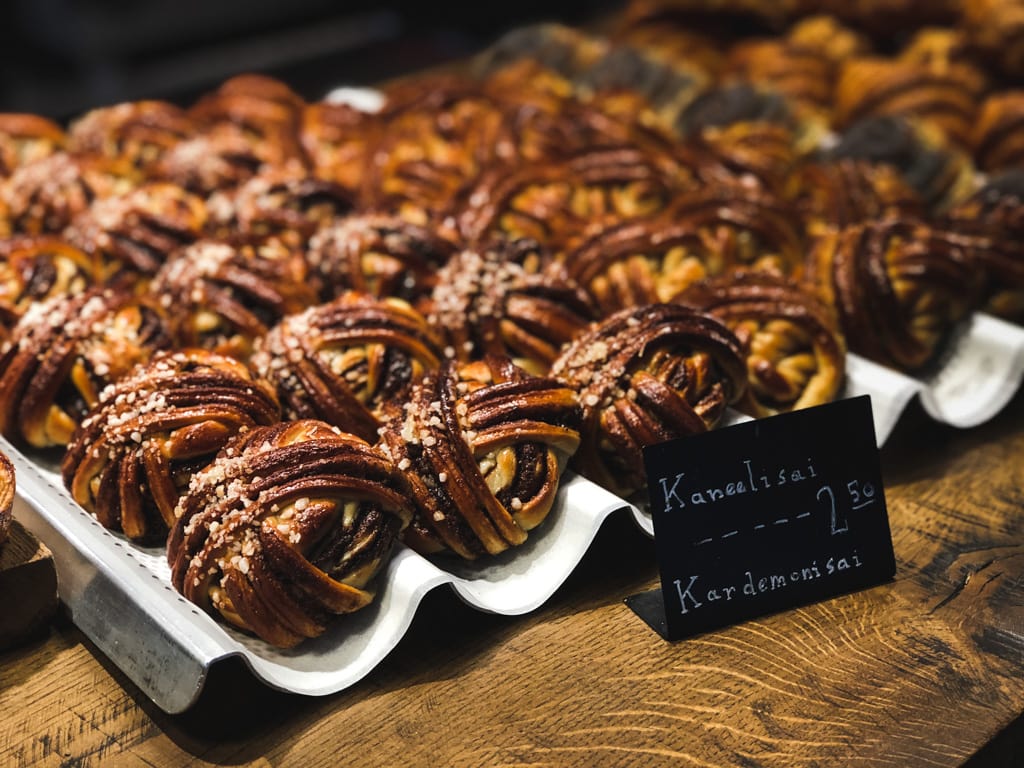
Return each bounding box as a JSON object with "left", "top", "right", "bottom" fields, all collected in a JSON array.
[
  {"left": 0, "top": 393, "right": 1022, "bottom": 767},
  {"left": 0, "top": 520, "right": 58, "bottom": 651}
]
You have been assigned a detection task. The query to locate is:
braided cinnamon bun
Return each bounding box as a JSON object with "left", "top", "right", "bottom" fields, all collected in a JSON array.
[
  {"left": 152, "top": 124, "right": 270, "bottom": 196},
  {"left": 944, "top": 172, "right": 1024, "bottom": 320},
  {"left": 805, "top": 219, "right": 978, "bottom": 370},
  {"left": 2, "top": 152, "right": 139, "bottom": 235},
  {"left": 188, "top": 74, "right": 306, "bottom": 172},
  {"left": 667, "top": 183, "right": 805, "bottom": 275},
  {"left": 167, "top": 419, "right": 410, "bottom": 647},
  {"left": 725, "top": 38, "right": 835, "bottom": 124},
  {"left": 972, "top": 92, "right": 1024, "bottom": 174},
  {"left": 63, "top": 182, "right": 207, "bottom": 285},
  {"left": 365, "top": 76, "right": 515, "bottom": 224},
  {"left": 300, "top": 101, "right": 378, "bottom": 193},
  {"left": 550, "top": 303, "right": 747, "bottom": 497},
  {"left": 67, "top": 101, "right": 195, "bottom": 172},
  {"left": 566, "top": 219, "right": 708, "bottom": 315},
  {"left": 306, "top": 212, "right": 459, "bottom": 303},
  {"left": 0, "top": 236, "right": 97, "bottom": 337},
  {"left": 677, "top": 271, "right": 846, "bottom": 417},
  {"left": 0, "top": 288, "right": 171, "bottom": 448},
  {"left": 833, "top": 56, "right": 984, "bottom": 150},
  {"left": 786, "top": 159, "right": 925, "bottom": 236},
  {"left": 829, "top": 115, "right": 976, "bottom": 211},
  {"left": 786, "top": 15, "right": 871, "bottom": 66},
  {"left": 152, "top": 236, "right": 317, "bottom": 360},
  {"left": 206, "top": 169, "right": 355, "bottom": 246},
  {"left": 252, "top": 292, "right": 444, "bottom": 443},
  {"left": 425, "top": 239, "right": 594, "bottom": 375},
  {"left": 378, "top": 355, "right": 580, "bottom": 560},
  {"left": 673, "top": 84, "right": 805, "bottom": 190},
  {"left": 0, "top": 114, "right": 66, "bottom": 177},
  {"left": 62, "top": 349, "right": 280, "bottom": 543},
  {"left": 457, "top": 145, "right": 682, "bottom": 254},
  {"left": 962, "top": 0, "right": 1024, "bottom": 80},
  {"left": 0, "top": 451, "right": 11, "bottom": 548}
]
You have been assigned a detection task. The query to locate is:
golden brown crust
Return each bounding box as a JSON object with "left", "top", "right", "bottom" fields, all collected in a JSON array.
[
  {"left": 0, "top": 288, "right": 172, "bottom": 448},
  {"left": 379, "top": 356, "right": 581, "bottom": 560},
  {"left": 1, "top": 152, "right": 139, "bottom": 236},
  {"left": 972, "top": 92, "right": 1024, "bottom": 174},
  {"left": 943, "top": 174, "right": 1024, "bottom": 320},
  {"left": 550, "top": 303, "right": 747, "bottom": 497},
  {"left": 63, "top": 182, "right": 208, "bottom": 285},
  {"left": 0, "top": 236, "right": 98, "bottom": 337},
  {"left": 152, "top": 236, "right": 318, "bottom": 361},
  {"left": 456, "top": 145, "right": 684, "bottom": 253},
  {"left": 252, "top": 292, "right": 444, "bottom": 442},
  {"left": 804, "top": 219, "right": 979, "bottom": 370},
  {"left": 424, "top": 239, "right": 595, "bottom": 375},
  {"left": 205, "top": 169, "right": 355, "bottom": 246},
  {"left": 152, "top": 124, "right": 270, "bottom": 196},
  {"left": 0, "top": 451, "right": 13, "bottom": 549},
  {"left": 0, "top": 113, "right": 66, "bottom": 177},
  {"left": 167, "top": 419, "right": 410, "bottom": 648},
  {"left": 305, "top": 212, "right": 459, "bottom": 303},
  {"left": 834, "top": 56, "right": 984, "bottom": 150},
  {"left": 676, "top": 270, "right": 847, "bottom": 417},
  {"left": 786, "top": 158, "right": 925, "bottom": 235},
  {"left": 299, "top": 101, "right": 378, "bottom": 193},
  {"left": 961, "top": 0, "right": 1024, "bottom": 79},
  {"left": 61, "top": 349, "right": 281, "bottom": 543},
  {"left": 67, "top": 101, "right": 196, "bottom": 172}
]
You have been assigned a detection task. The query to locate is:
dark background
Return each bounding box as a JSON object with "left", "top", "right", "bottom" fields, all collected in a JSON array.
[{"left": 0, "top": 0, "right": 616, "bottom": 122}]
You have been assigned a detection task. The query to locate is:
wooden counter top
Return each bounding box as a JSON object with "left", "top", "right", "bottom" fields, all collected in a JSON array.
[{"left": 2, "top": 391, "right": 1022, "bottom": 767}]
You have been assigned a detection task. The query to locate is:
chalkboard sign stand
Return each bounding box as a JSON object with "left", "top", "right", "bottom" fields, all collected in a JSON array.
[
  {"left": 626, "top": 396, "right": 896, "bottom": 642},
  {"left": 624, "top": 588, "right": 670, "bottom": 640}
]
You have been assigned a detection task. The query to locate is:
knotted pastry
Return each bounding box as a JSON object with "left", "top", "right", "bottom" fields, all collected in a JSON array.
[
  {"left": 668, "top": 183, "right": 804, "bottom": 275},
  {"left": 62, "top": 349, "right": 281, "bottom": 543},
  {"left": 0, "top": 288, "right": 171, "bottom": 448},
  {"left": 457, "top": 145, "right": 683, "bottom": 254},
  {"left": 188, "top": 74, "right": 307, "bottom": 173},
  {"left": 833, "top": 56, "right": 985, "bottom": 150},
  {"left": 2, "top": 152, "right": 138, "bottom": 235},
  {"left": 972, "top": 92, "right": 1024, "bottom": 174},
  {"left": 943, "top": 172, "right": 1024, "bottom": 320},
  {"left": 425, "top": 239, "right": 594, "bottom": 375},
  {"left": 0, "top": 451, "right": 12, "bottom": 548},
  {"left": 673, "top": 84, "right": 805, "bottom": 191},
  {"left": 725, "top": 38, "right": 835, "bottom": 126},
  {"left": 378, "top": 355, "right": 581, "bottom": 560},
  {"left": 676, "top": 271, "right": 846, "bottom": 418},
  {"left": 786, "top": 15, "right": 871, "bottom": 67},
  {"left": 63, "top": 182, "right": 207, "bottom": 285},
  {"left": 805, "top": 219, "right": 978, "bottom": 370},
  {"left": 305, "top": 212, "right": 458, "bottom": 303},
  {"left": 67, "top": 101, "right": 195, "bottom": 172},
  {"left": 829, "top": 115, "right": 976, "bottom": 211},
  {"left": 300, "top": 101, "right": 379, "bottom": 194},
  {"left": 785, "top": 158, "right": 925, "bottom": 236},
  {"left": 366, "top": 76, "right": 515, "bottom": 224},
  {"left": 167, "top": 419, "right": 410, "bottom": 647},
  {"left": 205, "top": 169, "right": 355, "bottom": 246},
  {"left": 961, "top": 0, "right": 1024, "bottom": 79},
  {"left": 152, "top": 236, "right": 318, "bottom": 360},
  {"left": 252, "top": 292, "right": 444, "bottom": 443},
  {"left": 550, "top": 303, "right": 747, "bottom": 497},
  {"left": 152, "top": 124, "right": 271, "bottom": 196},
  {"left": 0, "top": 235, "right": 97, "bottom": 337},
  {"left": 0, "top": 113, "right": 66, "bottom": 177}
]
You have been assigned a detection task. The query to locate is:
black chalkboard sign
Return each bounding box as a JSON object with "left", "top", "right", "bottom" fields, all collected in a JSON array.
[{"left": 626, "top": 396, "right": 896, "bottom": 641}]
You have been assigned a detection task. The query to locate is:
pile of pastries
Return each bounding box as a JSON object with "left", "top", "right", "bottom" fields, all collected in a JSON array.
[{"left": 0, "top": 0, "right": 1020, "bottom": 647}]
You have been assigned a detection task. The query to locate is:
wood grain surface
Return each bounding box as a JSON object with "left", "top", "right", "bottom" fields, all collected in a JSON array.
[{"left": 1, "top": 391, "right": 1022, "bottom": 768}]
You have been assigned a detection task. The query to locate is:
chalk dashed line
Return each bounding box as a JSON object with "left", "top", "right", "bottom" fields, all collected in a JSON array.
[{"left": 693, "top": 510, "right": 817, "bottom": 547}]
